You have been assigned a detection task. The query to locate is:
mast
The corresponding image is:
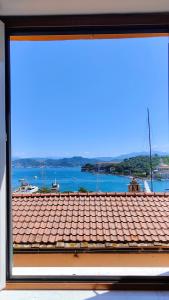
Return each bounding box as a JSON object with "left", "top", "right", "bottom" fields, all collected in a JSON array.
[
  {"left": 147, "top": 108, "right": 153, "bottom": 192},
  {"left": 96, "top": 163, "right": 100, "bottom": 192},
  {"left": 41, "top": 161, "right": 46, "bottom": 188}
]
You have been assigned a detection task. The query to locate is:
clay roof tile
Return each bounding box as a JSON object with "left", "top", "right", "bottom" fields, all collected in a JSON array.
[{"left": 12, "top": 192, "right": 169, "bottom": 248}]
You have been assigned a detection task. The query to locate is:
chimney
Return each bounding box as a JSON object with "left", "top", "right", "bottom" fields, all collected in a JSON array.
[{"left": 128, "top": 177, "right": 141, "bottom": 192}]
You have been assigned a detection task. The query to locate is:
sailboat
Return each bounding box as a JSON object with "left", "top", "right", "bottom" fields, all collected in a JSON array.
[{"left": 51, "top": 179, "right": 60, "bottom": 193}]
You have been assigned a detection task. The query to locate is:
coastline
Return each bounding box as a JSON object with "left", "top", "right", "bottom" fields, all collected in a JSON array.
[{"left": 83, "top": 169, "right": 151, "bottom": 181}]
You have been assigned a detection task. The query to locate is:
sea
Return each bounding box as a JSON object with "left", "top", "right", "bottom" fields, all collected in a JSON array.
[{"left": 12, "top": 167, "right": 169, "bottom": 193}]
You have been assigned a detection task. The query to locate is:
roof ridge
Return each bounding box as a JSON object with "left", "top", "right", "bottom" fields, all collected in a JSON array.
[{"left": 12, "top": 192, "right": 169, "bottom": 198}]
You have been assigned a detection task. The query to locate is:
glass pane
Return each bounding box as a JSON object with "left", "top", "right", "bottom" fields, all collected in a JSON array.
[{"left": 10, "top": 35, "right": 169, "bottom": 276}]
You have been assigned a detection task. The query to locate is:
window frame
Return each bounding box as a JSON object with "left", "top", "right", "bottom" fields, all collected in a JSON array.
[{"left": 2, "top": 13, "right": 169, "bottom": 289}]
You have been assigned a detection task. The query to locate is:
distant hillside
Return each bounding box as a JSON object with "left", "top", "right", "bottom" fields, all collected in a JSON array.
[
  {"left": 82, "top": 155, "right": 165, "bottom": 178},
  {"left": 12, "top": 152, "right": 169, "bottom": 169},
  {"left": 12, "top": 156, "right": 101, "bottom": 168},
  {"left": 92, "top": 151, "right": 169, "bottom": 162},
  {"left": 113, "top": 151, "right": 169, "bottom": 161}
]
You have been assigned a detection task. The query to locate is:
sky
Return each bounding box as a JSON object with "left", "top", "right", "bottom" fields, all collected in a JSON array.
[{"left": 10, "top": 36, "right": 169, "bottom": 158}]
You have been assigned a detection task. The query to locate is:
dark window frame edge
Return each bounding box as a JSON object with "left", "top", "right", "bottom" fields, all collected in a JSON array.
[{"left": 3, "top": 13, "right": 169, "bottom": 289}]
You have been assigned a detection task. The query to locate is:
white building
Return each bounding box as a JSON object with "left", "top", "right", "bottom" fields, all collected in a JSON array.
[{"left": 154, "top": 163, "right": 169, "bottom": 179}]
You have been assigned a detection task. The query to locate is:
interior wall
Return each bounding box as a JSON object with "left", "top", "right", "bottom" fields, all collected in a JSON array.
[{"left": 0, "top": 0, "right": 169, "bottom": 15}]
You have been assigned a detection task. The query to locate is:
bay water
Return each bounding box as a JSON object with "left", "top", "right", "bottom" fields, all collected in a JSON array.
[{"left": 12, "top": 167, "right": 169, "bottom": 192}]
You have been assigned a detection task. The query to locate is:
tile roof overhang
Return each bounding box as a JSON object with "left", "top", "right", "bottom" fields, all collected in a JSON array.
[{"left": 12, "top": 192, "right": 169, "bottom": 252}]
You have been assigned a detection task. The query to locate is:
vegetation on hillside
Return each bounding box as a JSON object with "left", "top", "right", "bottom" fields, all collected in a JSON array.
[
  {"left": 12, "top": 156, "right": 101, "bottom": 168},
  {"left": 82, "top": 155, "right": 162, "bottom": 178},
  {"left": 111, "top": 155, "right": 161, "bottom": 177}
]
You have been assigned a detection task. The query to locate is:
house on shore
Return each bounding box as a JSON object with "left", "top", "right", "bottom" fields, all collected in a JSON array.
[
  {"left": 94, "top": 161, "right": 119, "bottom": 173},
  {"left": 153, "top": 163, "right": 169, "bottom": 179}
]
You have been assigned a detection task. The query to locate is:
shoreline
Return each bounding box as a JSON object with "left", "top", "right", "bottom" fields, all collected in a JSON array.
[{"left": 83, "top": 169, "right": 150, "bottom": 180}]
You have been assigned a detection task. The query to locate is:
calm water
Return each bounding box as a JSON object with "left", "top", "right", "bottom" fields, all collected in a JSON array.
[{"left": 12, "top": 167, "right": 169, "bottom": 193}]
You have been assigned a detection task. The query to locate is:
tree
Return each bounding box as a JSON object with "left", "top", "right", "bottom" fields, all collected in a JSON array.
[
  {"left": 38, "top": 186, "right": 51, "bottom": 193},
  {"left": 78, "top": 187, "right": 89, "bottom": 193}
]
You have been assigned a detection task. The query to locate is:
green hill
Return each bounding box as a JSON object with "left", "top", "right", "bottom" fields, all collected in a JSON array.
[{"left": 12, "top": 156, "right": 101, "bottom": 168}]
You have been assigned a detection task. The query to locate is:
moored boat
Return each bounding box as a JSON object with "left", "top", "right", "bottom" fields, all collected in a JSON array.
[
  {"left": 51, "top": 179, "right": 60, "bottom": 193},
  {"left": 14, "top": 180, "right": 39, "bottom": 194}
]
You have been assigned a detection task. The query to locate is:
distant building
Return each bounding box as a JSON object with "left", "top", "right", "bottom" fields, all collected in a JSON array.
[
  {"left": 154, "top": 163, "right": 169, "bottom": 179},
  {"left": 95, "top": 161, "right": 118, "bottom": 173}
]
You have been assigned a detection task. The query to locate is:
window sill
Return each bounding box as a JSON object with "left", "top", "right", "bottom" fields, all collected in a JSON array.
[
  {"left": 2, "top": 290, "right": 169, "bottom": 300},
  {"left": 12, "top": 267, "right": 169, "bottom": 277}
]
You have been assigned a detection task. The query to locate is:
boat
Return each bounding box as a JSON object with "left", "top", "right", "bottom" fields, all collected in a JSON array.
[
  {"left": 51, "top": 179, "right": 60, "bottom": 193},
  {"left": 14, "top": 180, "right": 39, "bottom": 194}
]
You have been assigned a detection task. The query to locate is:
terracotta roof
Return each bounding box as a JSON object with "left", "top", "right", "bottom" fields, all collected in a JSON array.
[{"left": 12, "top": 192, "right": 169, "bottom": 250}]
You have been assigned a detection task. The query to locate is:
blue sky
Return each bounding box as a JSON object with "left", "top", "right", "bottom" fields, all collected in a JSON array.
[{"left": 11, "top": 37, "right": 168, "bottom": 158}]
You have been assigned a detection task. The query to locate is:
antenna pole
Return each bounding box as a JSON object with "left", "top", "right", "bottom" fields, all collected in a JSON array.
[{"left": 147, "top": 108, "right": 153, "bottom": 192}]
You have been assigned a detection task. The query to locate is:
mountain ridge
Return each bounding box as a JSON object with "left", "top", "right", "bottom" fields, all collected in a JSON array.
[{"left": 12, "top": 151, "right": 169, "bottom": 168}]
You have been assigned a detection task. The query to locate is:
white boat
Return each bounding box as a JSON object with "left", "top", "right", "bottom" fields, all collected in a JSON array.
[
  {"left": 14, "top": 180, "right": 39, "bottom": 194},
  {"left": 51, "top": 179, "right": 60, "bottom": 193}
]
